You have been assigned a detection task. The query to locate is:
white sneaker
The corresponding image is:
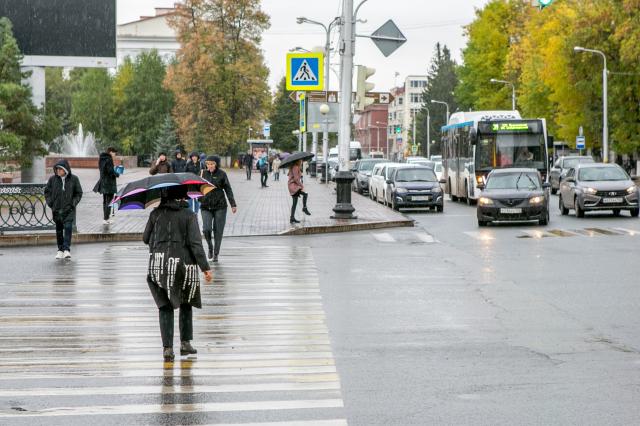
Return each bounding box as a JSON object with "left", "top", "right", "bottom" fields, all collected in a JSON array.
[
  {"left": 103, "top": 219, "right": 110, "bottom": 225},
  {"left": 55, "top": 251, "right": 64, "bottom": 259},
  {"left": 63, "top": 251, "right": 71, "bottom": 259}
]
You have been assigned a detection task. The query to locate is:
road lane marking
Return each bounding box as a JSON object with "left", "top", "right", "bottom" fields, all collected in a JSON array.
[
  {"left": 464, "top": 231, "right": 495, "bottom": 241},
  {"left": 415, "top": 232, "right": 439, "bottom": 243},
  {"left": 195, "top": 421, "right": 348, "bottom": 426},
  {"left": 372, "top": 232, "right": 396, "bottom": 242}
]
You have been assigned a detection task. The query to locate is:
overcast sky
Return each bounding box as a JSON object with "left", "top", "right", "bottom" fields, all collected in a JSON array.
[{"left": 118, "top": 0, "right": 489, "bottom": 92}]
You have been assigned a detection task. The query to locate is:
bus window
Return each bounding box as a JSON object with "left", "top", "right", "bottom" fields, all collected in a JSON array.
[{"left": 476, "top": 133, "right": 545, "bottom": 171}]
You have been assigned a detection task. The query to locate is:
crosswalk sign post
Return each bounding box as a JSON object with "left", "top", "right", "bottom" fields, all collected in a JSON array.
[
  {"left": 286, "top": 53, "right": 324, "bottom": 91},
  {"left": 299, "top": 93, "right": 306, "bottom": 133}
]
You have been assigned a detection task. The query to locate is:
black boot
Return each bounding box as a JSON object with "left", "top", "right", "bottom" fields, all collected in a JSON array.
[
  {"left": 180, "top": 341, "right": 197, "bottom": 356},
  {"left": 163, "top": 347, "right": 175, "bottom": 362},
  {"left": 290, "top": 217, "right": 300, "bottom": 224},
  {"left": 204, "top": 231, "right": 213, "bottom": 260},
  {"left": 303, "top": 207, "right": 311, "bottom": 216}
]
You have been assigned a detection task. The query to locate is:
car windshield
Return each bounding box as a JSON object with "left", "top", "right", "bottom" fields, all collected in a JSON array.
[
  {"left": 434, "top": 163, "right": 443, "bottom": 173},
  {"left": 564, "top": 157, "right": 593, "bottom": 169},
  {"left": 578, "top": 167, "right": 628, "bottom": 181},
  {"left": 476, "top": 133, "right": 546, "bottom": 170},
  {"left": 413, "top": 161, "right": 435, "bottom": 169},
  {"left": 358, "top": 161, "right": 381, "bottom": 171},
  {"left": 395, "top": 168, "right": 437, "bottom": 182},
  {"left": 485, "top": 172, "right": 541, "bottom": 190}
]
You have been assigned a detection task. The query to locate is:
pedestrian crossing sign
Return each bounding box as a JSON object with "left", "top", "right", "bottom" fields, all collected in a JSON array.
[{"left": 286, "top": 52, "right": 324, "bottom": 91}]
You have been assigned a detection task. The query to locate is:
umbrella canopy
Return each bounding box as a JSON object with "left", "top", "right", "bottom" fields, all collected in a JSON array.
[
  {"left": 279, "top": 152, "right": 291, "bottom": 160},
  {"left": 279, "top": 151, "right": 314, "bottom": 169},
  {"left": 112, "top": 173, "right": 213, "bottom": 211}
]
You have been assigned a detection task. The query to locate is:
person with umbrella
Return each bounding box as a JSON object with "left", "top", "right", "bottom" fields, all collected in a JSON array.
[
  {"left": 143, "top": 185, "right": 213, "bottom": 362},
  {"left": 284, "top": 153, "right": 313, "bottom": 224},
  {"left": 94, "top": 147, "right": 120, "bottom": 225},
  {"left": 200, "top": 155, "right": 237, "bottom": 262}
]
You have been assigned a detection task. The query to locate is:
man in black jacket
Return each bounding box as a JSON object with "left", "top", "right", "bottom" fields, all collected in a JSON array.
[
  {"left": 243, "top": 152, "right": 253, "bottom": 180},
  {"left": 45, "top": 159, "right": 83, "bottom": 260},
  {"left": 200, "top": 155, "right": 237, "bottom": 262},
  {"left": 95, "top": 147, "right": 120, "bottom": 225},
  {"left": 172, "top": 151, "right": 187, "bottom": 173}
]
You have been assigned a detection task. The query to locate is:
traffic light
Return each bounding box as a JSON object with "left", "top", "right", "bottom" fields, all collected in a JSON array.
[
  {"left": 356, "top": 65, "right": 376, "bottom": 111},
  {"left": 538, "top": 0, "right": 553, "bottom": 8},
  {"left": 395, "top": 125, "right": 402, "bottom": 134}
]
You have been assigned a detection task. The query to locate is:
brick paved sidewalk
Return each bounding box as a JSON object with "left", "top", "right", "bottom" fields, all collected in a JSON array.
[{"left": 22, "top": 167, "right": 413, "bottom": 242}]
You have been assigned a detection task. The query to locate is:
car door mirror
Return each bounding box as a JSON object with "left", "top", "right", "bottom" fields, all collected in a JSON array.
[
  {"left": 439, "top": 179, "right": 446, "bottom": 184},
  {"left": 542, "top": 182, "right": 551, "bottom": 189},
  {"left": 386, "top": 179, "right": 393, "bottom": 185},
  {"left": 476, "top": 183, "right": 485, "bottom": 190},
  {"left": 564, "top": 177, "right": 575, "bottom": 183}
]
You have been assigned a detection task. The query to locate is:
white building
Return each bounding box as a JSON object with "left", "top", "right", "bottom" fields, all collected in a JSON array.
[
  {"left": 387, "top": 75, "right": 427, "bottom": 160},
  {"left": 117, "top": 6, "right": 180, "bottom": 66}
]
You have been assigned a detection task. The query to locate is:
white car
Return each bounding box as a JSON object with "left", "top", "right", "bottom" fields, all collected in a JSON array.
[
  {"left": 406, "top": 156, "right": 429, "bottom": 164},
  {"left": 369, "top": 163, "right": 407, "bottom": 206},
  {"left": 433, "top": 161, "right": 443, "bottom": 181}
]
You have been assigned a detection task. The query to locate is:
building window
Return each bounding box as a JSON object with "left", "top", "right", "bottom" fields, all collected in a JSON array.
[
  {"left": 411, "top": 94, "right": 422, "bottom": 103},
  {"left": 398, "top": 97, "right": 403, "bottom": 105}
]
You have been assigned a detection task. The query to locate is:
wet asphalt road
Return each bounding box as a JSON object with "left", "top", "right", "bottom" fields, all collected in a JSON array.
[{"left": 1, "top": 194, "right": 639, "bottom": 425}]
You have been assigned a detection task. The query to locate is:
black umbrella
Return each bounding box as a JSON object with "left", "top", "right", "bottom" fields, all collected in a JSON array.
[
  {"left": 279, "top": 151, "right": 314, "bottom": 169},
  {"left": 112, "top": 173, "right": 214, "bottom": 210}
]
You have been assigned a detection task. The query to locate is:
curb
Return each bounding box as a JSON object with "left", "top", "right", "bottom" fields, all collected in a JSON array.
[{"left": 279, "top": 219, "right": 414, "bottom": 236}]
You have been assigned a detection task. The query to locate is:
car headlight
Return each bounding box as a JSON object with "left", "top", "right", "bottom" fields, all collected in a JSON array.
[
  {"left": 584, "top": 187, "right": 597, "bottom": 195},
  {"left": 432, "top": 186, "right": 442, "bottom": 193},
  {"left": 626, "top": 185, "right": 637, "bottom": 195},
  {"left": 396, "top": 187, "right": 408, "bottom": 194},
  {"left": 478, "top": 197, "right": 494, "bottom": 206},
  {"left": 529, "top": 196, "right": 544, "bottom": 205}
]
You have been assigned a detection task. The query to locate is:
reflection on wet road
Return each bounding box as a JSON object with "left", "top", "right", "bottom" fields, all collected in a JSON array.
[{"left": 0, "top": 245, "right": 347, "bottom": 425}]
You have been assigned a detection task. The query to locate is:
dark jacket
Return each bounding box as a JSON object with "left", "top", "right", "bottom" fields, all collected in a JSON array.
[
  {"left": 96, "top": 152, "right": 119, "bottom": 194},
  {"left": 150, "top": 160, "right": 173, "bottom": 175},
  {"left": 143, "top": 199, "right": 210, "bottom": 309},
  {"left": 185, "top": 159, "right": 201, "bottom": 175},
  {"left": 172, "top": 157, "right": 187, "bottom": 173},
  {"left": 44, "top": 159, "right": 83, "bottom": 223},
  {"left": 200, "top": 167, "right": 236, "bottom": 211}
]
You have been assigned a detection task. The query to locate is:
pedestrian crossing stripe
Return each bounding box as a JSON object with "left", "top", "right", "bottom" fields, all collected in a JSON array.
[{"left": 286, "top": 52, "right": 324, "bottom": 91}]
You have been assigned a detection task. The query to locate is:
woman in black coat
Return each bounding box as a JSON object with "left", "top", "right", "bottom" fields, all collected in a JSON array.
[
  {"left": 143, "top": 186, "right": 213, "bottom": 361},
  {"left": 95, "top": 147, "right": 120, "bottom": 224}
]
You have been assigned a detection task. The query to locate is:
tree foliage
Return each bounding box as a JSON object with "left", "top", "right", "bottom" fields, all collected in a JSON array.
[
  {"left": 155, "top": 115, "right": 180, "bottom": 155},
  {"left": 165, "top": 0, "right": 271, "bottom": 156},
  {"left": 269, "top": 77, "right": 298, "bottom": 152},
  {"left": 70, "top": 68, "right": 113, "bottom": 150}
]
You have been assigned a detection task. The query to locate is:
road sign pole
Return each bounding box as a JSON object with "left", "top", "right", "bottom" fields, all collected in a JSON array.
[{"left": 332, "top": 0, "right": 356, "bottom": 219}]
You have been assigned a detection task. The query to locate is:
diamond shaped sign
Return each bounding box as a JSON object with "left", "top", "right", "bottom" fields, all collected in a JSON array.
[{"left": 371, "top": 20, "right": 407, "bottom": 58}]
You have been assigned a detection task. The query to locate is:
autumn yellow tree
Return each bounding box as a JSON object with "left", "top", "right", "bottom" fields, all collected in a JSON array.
[{"left": 165, "top": 0, "right": 271, "bottom": 155}]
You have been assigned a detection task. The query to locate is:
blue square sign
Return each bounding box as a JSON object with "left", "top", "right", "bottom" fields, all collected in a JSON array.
[{"left": 286, "top": 53, "right": 324, "bottom": 91}]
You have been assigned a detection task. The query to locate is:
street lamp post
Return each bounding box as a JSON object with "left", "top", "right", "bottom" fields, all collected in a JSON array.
[
  {"left": 489, "top": 78, "right": 516, "bottom": 111},
  {"left": 574, "top": 46, "right": 609, "bottom": 163},
  {"left": 320, "top": 103, "right": 330, "bottom": 183},
  {"left": 431, "top": 100, "right": 450, "bottom": 125}
]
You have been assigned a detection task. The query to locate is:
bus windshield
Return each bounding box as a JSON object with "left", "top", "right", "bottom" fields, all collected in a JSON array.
[
  {"left": 350, "top": 148, "right": 362, "bottom": 161},
  {"left": 476, "top": 133, "right": 545, "bottom": 171}
]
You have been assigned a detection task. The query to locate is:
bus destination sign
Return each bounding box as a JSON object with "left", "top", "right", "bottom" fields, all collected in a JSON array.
[{"left": 479, "top": 121, "right": 542, "bottom": 134}]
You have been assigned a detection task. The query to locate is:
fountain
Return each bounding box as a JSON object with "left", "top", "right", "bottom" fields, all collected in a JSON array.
[{"left": 60, "top": 124, "right": 98, "bottom": 157}]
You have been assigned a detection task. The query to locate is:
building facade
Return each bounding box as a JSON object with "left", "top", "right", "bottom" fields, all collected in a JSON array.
[
  {"left": 117, "top": 7, "right": 180, "bottom": 66},
  {"left": 387, "top": 75, "right": 428, "bottom": 160},
  {"left": 354, "top": 104, "right": 389, "bottom": 157}
]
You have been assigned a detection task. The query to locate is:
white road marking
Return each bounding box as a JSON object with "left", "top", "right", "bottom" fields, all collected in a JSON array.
[
  {"left": 464, "top": 231, "right": 495, "bottom": 241},
  {"left": 415, "top": 233, "right": 439, "bottom": 243},
  {"left": 373, "top": 232, "right": 396, "bottom": 243}
]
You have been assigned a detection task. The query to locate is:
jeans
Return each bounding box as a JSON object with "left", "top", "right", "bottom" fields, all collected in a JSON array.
[
  {"left": 291, "top": 190, "right": 308, "bottom": 220},
  {"left": 261, "top": 171, "right": 268, "bottom": 187},
  {"left": 188, "top": 198, "right": 201, "bottom": 214},
  {"left": 246, "top": 165, "right": 252, "bottom": 180},
  {"left": 201, "top": 208, "right": 227, "bottom": 255},
  {"left": 159, "top": 304, "right": 193, "bottom": 347},
  {"left": 102, "top": 193, "right": 114, "bottom": 220},
  {"left": 55, "top": 219, "right": 73, "bottom": 251},
  {"left": 274, "top": 171, "right": 280, "bottom": 181}
]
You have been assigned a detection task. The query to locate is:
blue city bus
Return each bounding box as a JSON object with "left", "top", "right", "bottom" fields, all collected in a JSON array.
[{"left": 441, "top": 111, "right": 549, "bottom": 203}]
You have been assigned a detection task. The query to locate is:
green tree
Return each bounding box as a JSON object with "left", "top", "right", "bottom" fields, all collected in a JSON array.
[
  {"left": 43, "top": 68, "right": 74, "bottom": 151},
  {"left": 155, "top": 115, "right": 179, "bottom": 155},
  {"left": 70, "top": 68, "right": 113, "bottom": 150},
  {"left": 111, "top": 57, "right": 135, "bottom": 153},
  {"left": 166, "top": 0, "right": 271, "bottom": 155},
  {"left": 269, "top": 77, "right": 298, "bottom": 152},
  {"left": 0, "top": 17, "right": 44, "bottom": 166},
  {"left": 415, "top": 43, "right": 458, "bottom": 155}
]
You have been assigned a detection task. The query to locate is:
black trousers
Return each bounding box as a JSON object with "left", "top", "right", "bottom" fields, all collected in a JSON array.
[
  {"left": 202, "top": 208, "right": 227, "bottom": 256},
  {"left": 55, "top": 219, "right": 73, "bottom": 251},
  {"left": 102, "top": 193, "right": 114, "bottom": 220},
  {"left": 246, "top": 165, "right": 251, "bottom": 180},
  {"left": 291, "top": 190, "right": 308, "bottom": 220},
  {"left": 261, "top": 171, "right": 268, "bottom": 187},
  {"left": 159, "top": 304, "right": 193, "bottom": 347}
]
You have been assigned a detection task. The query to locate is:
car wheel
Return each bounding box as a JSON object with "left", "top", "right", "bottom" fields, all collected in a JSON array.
[
  {"left": 436, "top": 205, "right": 443, "bottom": 213},
  {"left": 478, "top": 219, "right": 488, "bottom": 227},
  {"left": 559, "top": 196, "right": 569, "bottom": 216},
  {"left": 612, "top": 209, "right": 621, "bottom": 217},
  {"left": 575, "top": 197, "right": 585, "bottom": 218},
  {"left": 539, "top": 210, "right": 549, "bottom": 226},
  {"left": 551, "top": 188, "right": 557, "bottom": 195},
  {"left": 630, "top": 208, "right": 639, "bottom": 218}
]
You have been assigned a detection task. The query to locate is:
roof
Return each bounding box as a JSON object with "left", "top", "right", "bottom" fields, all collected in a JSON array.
[
  {"left": 575, "top": 162, "right": 618, "bottom": 169},
  {"left": 489, "top": 168, "right": 540, "bottom": 174}
]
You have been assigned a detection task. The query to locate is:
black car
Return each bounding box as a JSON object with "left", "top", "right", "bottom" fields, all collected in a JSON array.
[
  {"left": 352, "top": 158, "right": 385, "bottom": 194},
  {"left": 558, "top": 163, "right": 639, "bottom": 217},
  {"left": 477, "top": 168, "right": 551, "bottom": 226},
  {"left": 387, "top": 166, "right": 445, "bottom": 212}
]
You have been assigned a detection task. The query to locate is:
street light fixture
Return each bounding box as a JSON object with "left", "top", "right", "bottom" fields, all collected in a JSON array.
[
  {"left": 489, "top": 78, "right": 516, "bottom": 111},
  {"left": 574, "top": 45, "right": 609, "bottom": 163},
  {"left": 431, "top": 100, "right": 450, "bottom": 125}
]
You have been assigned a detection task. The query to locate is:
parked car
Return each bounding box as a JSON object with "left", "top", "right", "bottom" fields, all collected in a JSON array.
[
  {"left": 430, "top": 155, "right": 442, "bottom": 162},
  {"left": 549, "top": 155, "right": 594, "bottom": 194},
  {"left": 386, "top": 166, "right": 445, "bottom": 212},
  {"left": 352, "top": 158, "right": 386, "bottom": 194},
  {"left": 558, "top": 163, "right": 639, "bottom": 218},
  {"left": 369, "top": 162, "right": 405, "bottom": 205},
  {"left": 328, "top": 160, "right": 338, "bottom": 181},
  {"left": 433, "top": 161, "right": 444, "bottom": 182},
  {"left": 476, "top": 168, "right": 551, "bottom": 226},
  {"left": 411, "top": 160, "right": 435, "bottom": 169},
  {"left": 406, "top": 156, "right": 429, "bottom": 164}
]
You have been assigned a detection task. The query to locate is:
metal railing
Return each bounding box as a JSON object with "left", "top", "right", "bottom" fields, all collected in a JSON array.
[{"left": 0, "top": 184, "right": 55, "bottom": 233}]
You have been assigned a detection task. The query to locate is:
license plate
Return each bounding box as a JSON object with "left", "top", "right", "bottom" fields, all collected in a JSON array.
[
  {"left": 602, "top": 197, "right": 623, "bottom": 203},
  {"left": 500, "top": 208, "right": 522, "bottom": 214},
  {"left": 412, "top": 196, "right": 431, "bottom": 201}
]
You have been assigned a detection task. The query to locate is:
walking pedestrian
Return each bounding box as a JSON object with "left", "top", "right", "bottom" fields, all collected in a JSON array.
[
  {"left": 272, "top": 156, "right": 282, "bottom": 181},
  {"left": 143, "top": 185, "right": 213, "bottom": 362},
  {"left": 150, "top": 152, "right": 173, "bottom": 175},
  {"left": 171, "top": 151, "right": 187, "bottom": 173},
  {"left": 44, "top": 159, "right": 83, "bottom": 259},
  {"left": 288, "top": 159, "right": 311, "bottom": 224},
  {"left": 200, "top": 156, "right": 237, "bottom": 263},
  {"left": 94, "top": 147, "right": 120, "bottom": 225},
  {"left": 185, "top": 151, "right": 202, "bottom": 213},
  {"left": 244, "top": 152, "right": 253, "bottom": 180},
  {"left": 258, "top": 153, "right": 269, "bottom": 188}
]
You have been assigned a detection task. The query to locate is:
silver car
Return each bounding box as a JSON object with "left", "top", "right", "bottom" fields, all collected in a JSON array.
[
  {"left": 549, "top": 156, "right": 594, "bottom": 194},
  {"left": 558, "top": 163, "right": 639, "bottom": 218}
]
